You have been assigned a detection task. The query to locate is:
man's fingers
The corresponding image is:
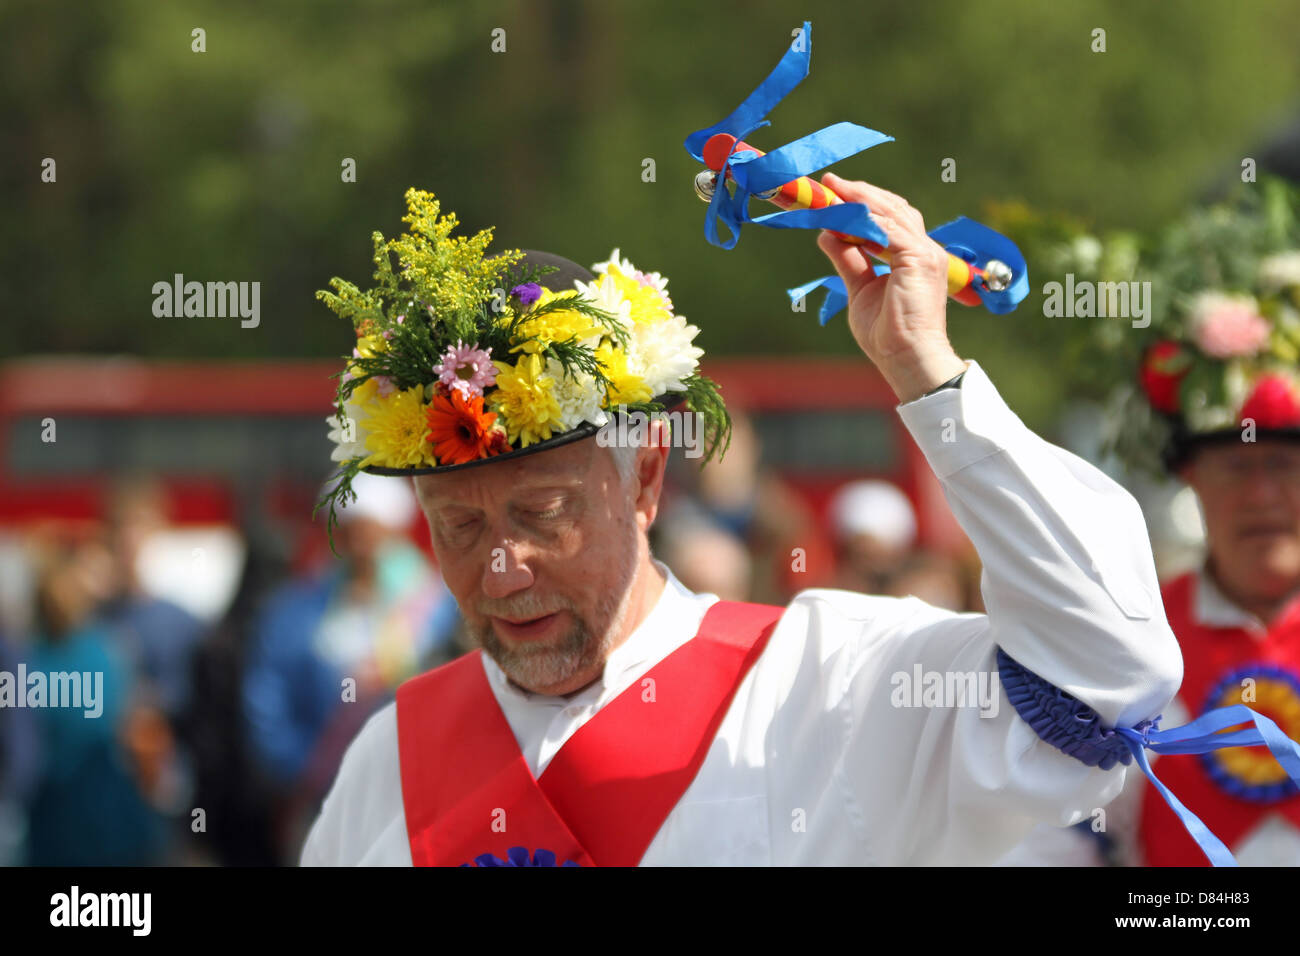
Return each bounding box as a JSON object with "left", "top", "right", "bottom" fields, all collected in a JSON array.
[{"left": 822, "top": 171, "right": 927, "bottom": 243}]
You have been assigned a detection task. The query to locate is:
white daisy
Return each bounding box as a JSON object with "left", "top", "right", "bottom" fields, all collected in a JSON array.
[
  {"left": 591, "top": 248, "right": 672, "bottom": 306},
  {"left": 544, "top": 357, "right": 610, "bottom": 430},
  {"left": 591, "top": 247, "right": 637, "bottom": 278},
  {"left": 326, "top": 402, "right": 369, "bottom": 463},
  {"left": 628, "top": 313, "right": 704, "bottom": 396},
  {"left": 573, "top": 273, "right": 632, "bottom": 338}
]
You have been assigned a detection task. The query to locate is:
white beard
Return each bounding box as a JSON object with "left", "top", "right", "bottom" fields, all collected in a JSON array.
[{"left": 472, "top": 540, "right": 639, "bottom": 694}]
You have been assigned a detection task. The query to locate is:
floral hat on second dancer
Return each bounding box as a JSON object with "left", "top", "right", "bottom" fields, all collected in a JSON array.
[
  {"left": 1067, "top": 178, "right": 1300, "bottom": 474},
  {"left": 316, "top": 189, "right": 730, "bottom": 536}
]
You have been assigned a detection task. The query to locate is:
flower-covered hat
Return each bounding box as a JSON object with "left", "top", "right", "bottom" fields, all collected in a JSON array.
[
  {"left": 1065, "top": 178, "right": 1300, "bottom": 474},
  {"left": 316, "top": 189, "right": 730, "bottom": 532}
]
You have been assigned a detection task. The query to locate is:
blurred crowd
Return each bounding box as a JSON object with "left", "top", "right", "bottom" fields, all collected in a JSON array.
[
  {"left": 0, "top": 411, "right": 984, "bottom": 867},
  {"left": 0, "top": 475, "right": 463, "bottom": 866}
]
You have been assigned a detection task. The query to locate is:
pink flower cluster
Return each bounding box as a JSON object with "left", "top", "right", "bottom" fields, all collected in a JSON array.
[
  {"left": 1189, "top": 293, "right": 1271, "bottom": 359},
  {"left": 433, "top": 341, "right": 497, "bottom": 399}
]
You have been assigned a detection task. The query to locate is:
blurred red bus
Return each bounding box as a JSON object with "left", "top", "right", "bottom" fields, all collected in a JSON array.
[{"left": 0, "top": 356, "right": 962, "bottom": 555}]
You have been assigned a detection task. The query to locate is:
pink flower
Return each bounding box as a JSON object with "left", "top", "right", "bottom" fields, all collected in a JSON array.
[
  {"left": 1188, "top": 292, "right": 1271, "bottom": 359},
  {"left": 433, "top": 341, "right": 497, "bottom": 399},
  {"left": 372, "top": 375, "right": 396, "bottom": 397}
]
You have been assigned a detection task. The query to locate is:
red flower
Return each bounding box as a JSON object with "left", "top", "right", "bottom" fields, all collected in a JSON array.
[
  {"left": 1139, "top": 341, "right": 1189, "bottom": 415},
  {"left": 1238, "top": 374, "right": 1300, "bottom": 429},
  {"left": 425, "top": 387, "right": 503, "bottom": 465}
]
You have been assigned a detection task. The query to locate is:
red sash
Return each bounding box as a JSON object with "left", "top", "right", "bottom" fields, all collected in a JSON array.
[
  {"left": 1140, "top": 573, "right": 1300, "bottom": 866},
  {"left": 395, "top": 599, "right": 784, "bottom": 867}
]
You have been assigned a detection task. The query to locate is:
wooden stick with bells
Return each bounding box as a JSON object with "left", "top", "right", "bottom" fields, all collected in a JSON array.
[{"left": 694, "top": 133, "right": 1014, "bottom": 308}]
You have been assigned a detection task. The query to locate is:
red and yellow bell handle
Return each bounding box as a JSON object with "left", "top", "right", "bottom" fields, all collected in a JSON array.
[{"left": 695, "top": 132, "right": 1011, "bottom": 307}]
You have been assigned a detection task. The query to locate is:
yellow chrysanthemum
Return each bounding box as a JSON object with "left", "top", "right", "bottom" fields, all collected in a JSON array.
[
  {"left": 359, "top": 386, "right": 437, "bottom": 469},
  {"left": 344, "top": 334, "right": 389, "bottom": 379},
  {"left": 349, "top": 376, "right": 381, "bottom": 405},
  {"left": 490, "top": 353, "right": 566, "bottom": 447},
  {"left": 509, "top": 288, "right": 606, "bottom": 354},
  {"left": 605, "top": 264, "right": 672, "bottom": 325},
  {"left": 596, "top": 342, "right": 653, "bottom": 406},
  {"left": 356, "top": 334, "right": 388, "bottom": 357}
]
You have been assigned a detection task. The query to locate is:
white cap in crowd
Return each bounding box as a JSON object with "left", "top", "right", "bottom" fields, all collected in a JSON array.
[
  {"left": 329, "top": 472, "right": 418, "bottom": 530},
  {"left": 828, "top": 480, "right": 917, "bottom": 550}
]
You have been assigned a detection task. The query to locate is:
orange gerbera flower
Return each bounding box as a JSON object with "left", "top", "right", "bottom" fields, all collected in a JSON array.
[{"left": 425, "top": 386, "right": 502, "bottom": 465}]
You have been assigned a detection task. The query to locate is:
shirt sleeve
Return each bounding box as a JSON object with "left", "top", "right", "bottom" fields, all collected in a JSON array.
[{"left": 826, "top": 359, "right": 1183, "bottom": 864}]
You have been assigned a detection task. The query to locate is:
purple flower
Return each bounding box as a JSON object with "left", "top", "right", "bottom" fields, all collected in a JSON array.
[
  {"left": 461, "top": 847, "right": 580, "bottom": 867},
  {"left": 510, "top": 282, "right": 543, "bottom": 306}
]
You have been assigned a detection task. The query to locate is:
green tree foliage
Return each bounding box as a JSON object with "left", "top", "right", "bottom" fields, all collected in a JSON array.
[{"left": 3, "top": 0, "right": 1300, "bottom": 431}]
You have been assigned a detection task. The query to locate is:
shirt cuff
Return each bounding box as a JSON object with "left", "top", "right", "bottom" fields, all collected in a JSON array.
[{"left": 894, "top": 360, "right": 1032, "bottom": 479}]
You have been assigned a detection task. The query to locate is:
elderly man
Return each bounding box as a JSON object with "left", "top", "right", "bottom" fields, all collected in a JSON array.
[
  {"left": 1138, "top": 437, "right": 1300, "bottom": 864},
  {"left": 300, "top": 181, "right": 1182, "bottom": 866},
  {"left": 1000, "top": 182, "right": 1300, "bottom": 867}
]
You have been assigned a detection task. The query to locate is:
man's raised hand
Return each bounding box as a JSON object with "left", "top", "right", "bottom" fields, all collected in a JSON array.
[{"left": 815, "top": 172, "right": 967, "bottom": 402}]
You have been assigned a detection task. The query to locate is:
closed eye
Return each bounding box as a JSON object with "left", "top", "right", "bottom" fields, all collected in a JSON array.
[{"left": 440, "top": 515, "right": 482, "bottom": 540}]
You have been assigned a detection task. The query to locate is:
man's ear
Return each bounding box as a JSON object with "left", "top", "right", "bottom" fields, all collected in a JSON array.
[{"left": 633, "top": 420, "right": 671, "bottom": 532}]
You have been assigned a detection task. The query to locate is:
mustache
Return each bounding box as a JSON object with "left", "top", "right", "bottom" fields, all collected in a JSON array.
[{"left": 477, "top": 592, "right": 576, "bottom": 620}]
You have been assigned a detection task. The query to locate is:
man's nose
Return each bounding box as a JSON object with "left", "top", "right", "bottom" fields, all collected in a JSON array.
[{"left": 480, "top": 537, "right": 536, "bottom": 599}]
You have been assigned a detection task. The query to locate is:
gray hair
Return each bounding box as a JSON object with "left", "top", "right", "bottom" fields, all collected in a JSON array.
[
  {"left": 608, "top": 441, "right": 638, "bottom": 486},
  {"left": 605, "top": 416, "right": 674, "bottom": 486}
]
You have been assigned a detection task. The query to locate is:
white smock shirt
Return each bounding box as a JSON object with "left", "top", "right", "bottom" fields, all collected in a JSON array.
[{"left": 300, "top": 360, "right": 1183, "bottom": 866}]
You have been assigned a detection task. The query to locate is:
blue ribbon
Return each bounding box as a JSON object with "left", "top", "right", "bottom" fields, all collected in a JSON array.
[
  {"left": 688, "top": 20, "right": 1030, "bottom": 318},
  {"left": 998, "top": 646, "right": 1300, "bottom": 867},
  {"left": 787, "top": 267, "right": 889, "bottom": 327},
  {"left": 683, "top": 21, "right": 893, "bottom": 251},
  {"left": 929, "top": 216, "right": 1030, "bottom": 313},
  {"left": 789, "top": 216, "right": 1031, "bottom": 323},
  {"left": 1118, "top": 705, "right": 1300, "bottom": 867}
]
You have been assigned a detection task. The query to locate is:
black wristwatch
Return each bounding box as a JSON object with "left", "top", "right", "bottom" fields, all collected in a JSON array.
[{"left": 920, "top": 368, "right": 967, "bottom": 398}]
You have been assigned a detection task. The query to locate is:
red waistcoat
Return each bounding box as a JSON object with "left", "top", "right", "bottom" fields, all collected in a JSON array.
[
  {"left": 394, "top": 599, "right": 783, "bottom": 867},
  {"left": 1139, "top": 572, "right": 1300, "bottom": 866}
]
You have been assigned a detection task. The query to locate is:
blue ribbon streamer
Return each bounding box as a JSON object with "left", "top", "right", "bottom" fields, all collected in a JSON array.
[
  {"left": 688, "top": 20, "right": 1031, "bottom": 317},
  {"left": 928, "top": 216, "right": 1030, "bottom": 313},
  {"left": 683, "top": 22, "right": 813, "bottom": 164},
  {"left": 788, "top": 216, "right": 1031, "bottom": 323},
  {"left": 787, "top": 267, "right": 889, "bottom": 326},
  {"left": 1116, "top": 704, "right": 1300, "bottom": 867},
  {"left": 684, "top": 21, "right": 894, "bottom": 252},
  {"left": 999, "top": 647, "right": 1300, "bottom": 867}
]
